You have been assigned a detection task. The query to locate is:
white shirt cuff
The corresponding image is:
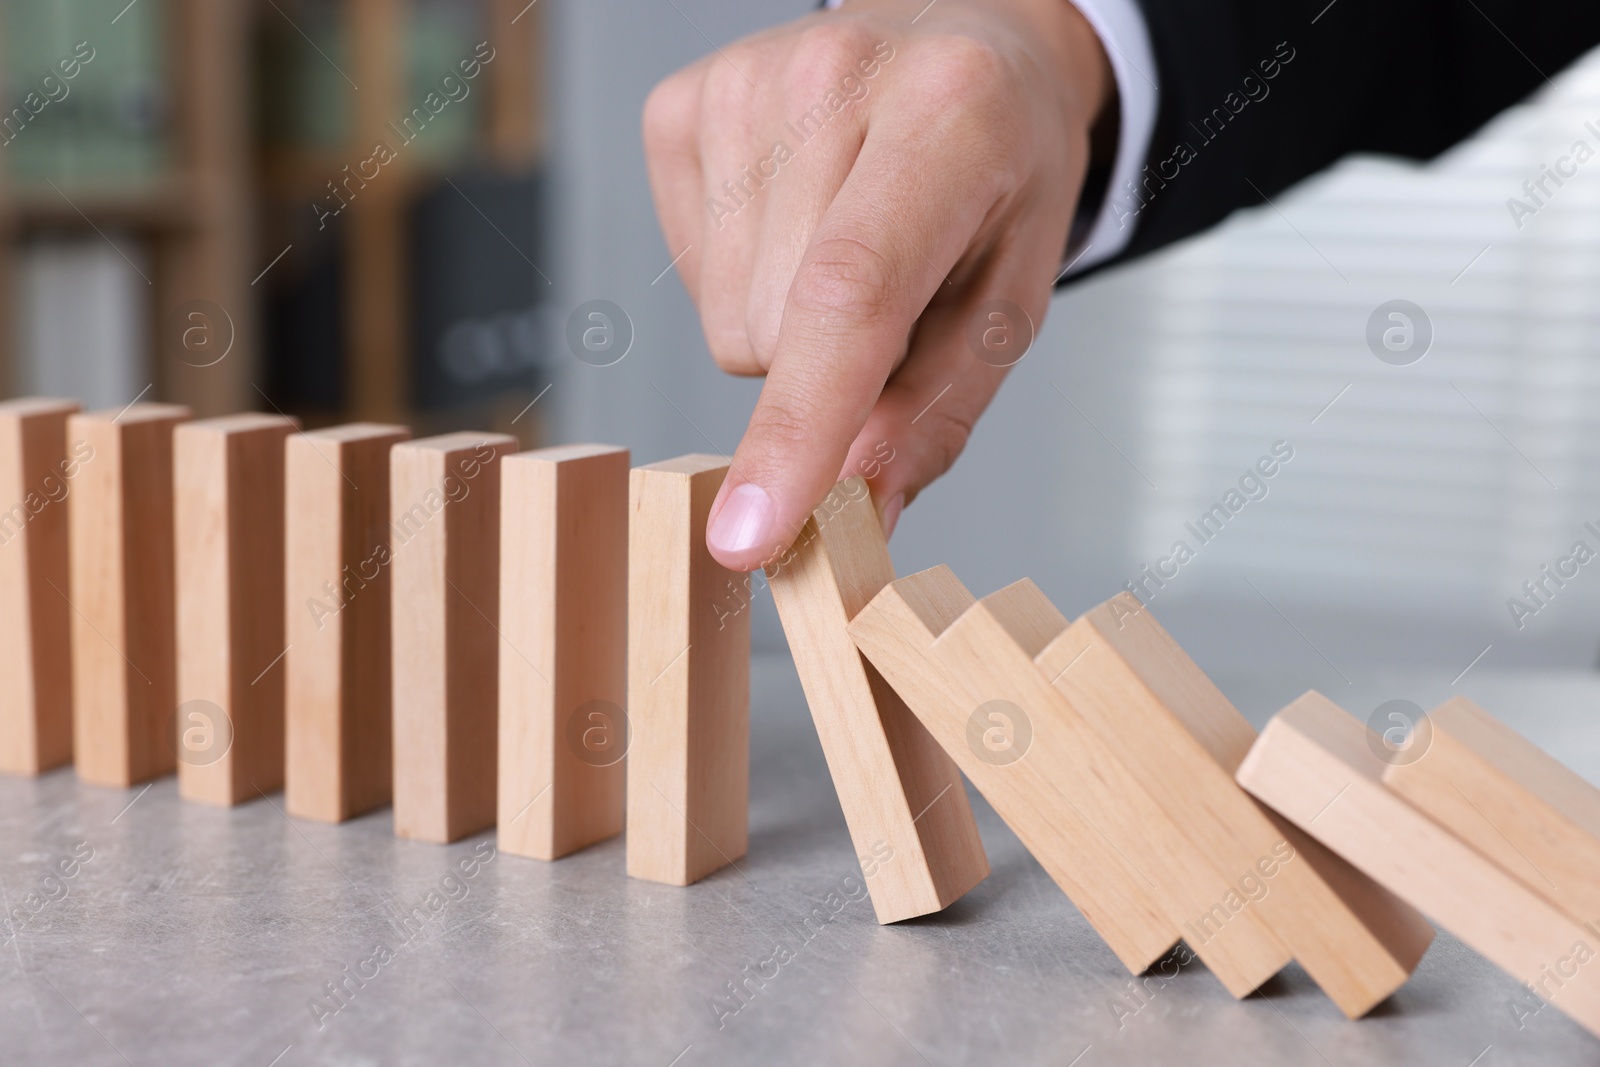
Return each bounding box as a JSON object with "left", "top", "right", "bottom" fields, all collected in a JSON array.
[
  {"left": 822, "top": 0, "right": 1159, "bottom": 278},
  {"left": 1057, "top": 0, "right": 1159, "bottom": 277}
]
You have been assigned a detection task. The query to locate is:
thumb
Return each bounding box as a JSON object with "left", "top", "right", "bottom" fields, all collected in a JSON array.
[{"left": 841, "top": 283, "right": 1044, "bottom": 540}]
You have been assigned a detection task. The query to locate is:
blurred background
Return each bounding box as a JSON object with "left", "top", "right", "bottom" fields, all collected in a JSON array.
[
  {"left": 2, "top": 0, "right": 548, "bottom": 436},
  {"left": 7, "top": 0, "right": 1600, "bottom": 684}
]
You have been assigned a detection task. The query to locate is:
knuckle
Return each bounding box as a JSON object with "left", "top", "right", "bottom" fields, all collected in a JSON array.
[
  {"left": 789, "top": 236, "right": 900, "bottom": 325},
  {"left": 901, "top": 38, "right": 1019, "bottom": 146},
  {"left": 745, "top": 304, "right": 782, "bottom": 368},
  {"left": 786, "top": 22, "right": 881, "bottom": 98},
  {"left": 701, "top": 53, "right": 761, "bottom": 123},
  {"left": 921, "top": 405, "right": 976, "bottom": 477},
  {"left": 896, "top": 40, "right": 1027, "bottom": 199},
  {"left": 642, "top": 68, "right": 702, "bottom": 150},
  {"left": 747, "top": 396, "right": 819, "bottom": 455},
  {"left": 706, "top": 328, "right": 765, "bottom": 376},
  {"left": 914, "top": 36, "right": 1010, "bottom": 100}
]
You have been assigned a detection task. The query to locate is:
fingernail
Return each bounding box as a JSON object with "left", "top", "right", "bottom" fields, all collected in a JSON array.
[
  {"left": 881, "top": 493, "right": 905, "bottom": 540},
  {"left": 708, "top": 482, "right": 776, "bottom": 556}
]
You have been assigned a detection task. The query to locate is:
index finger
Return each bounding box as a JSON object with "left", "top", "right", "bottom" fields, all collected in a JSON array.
[{"left": 704, "top": 115, "right": 1005, "bottom": 571}]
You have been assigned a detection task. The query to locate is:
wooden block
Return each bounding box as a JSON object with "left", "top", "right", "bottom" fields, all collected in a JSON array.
[
  {"left": 174, "top": 414, "right": 299, "bottom": 806},
  {"left": 1384, "top": 695, "right": 1600, "bottom": 925},
  {"left": 1238, "top": 691, "right": 1600, "bottom": 1039},
  {"left": 626, "top": 455, "right": 749, "bottom": 886},
  {"left": 285, "top": 423, "right": 410, "bottom": 823},
  {"left": 391, "top": 431, "right": 518, "bottom": 843},
  {"left": 68, "top": 403, "right": 191, "bottom": 788},
  {"left": 851, "top": 566, "right": 1293, "bottom": 993},
  {"left": 767, "top": 477, "right": 988, "bottom": 923},
  {"left": 1037, "top": 594, "right": 1432, "bottom": 1017},
  {"left": 0, "top": 398, "right": 81, "bottom": 774},
  {"left": 498, "top": 444, "right": 629, "bottom": 860}
]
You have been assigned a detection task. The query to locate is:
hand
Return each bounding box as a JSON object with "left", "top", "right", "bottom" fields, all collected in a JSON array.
[{"left": 643, "top": 0, "right": 1114, "bottom": 570}]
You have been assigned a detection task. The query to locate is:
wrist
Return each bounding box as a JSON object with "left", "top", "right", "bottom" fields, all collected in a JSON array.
[{"left": 1003, "top": 0, "right": 1116, "bottom": 133}]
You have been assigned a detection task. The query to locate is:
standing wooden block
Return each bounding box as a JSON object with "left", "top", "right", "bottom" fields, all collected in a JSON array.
[
  {"left": 0, "top": 399, "right": 81, "bottom": 774},
  {"left": 175, "top": 414, "right": 299, "bottom": 805},
  {"left": 1384, "top": 695, "right": 1600, "bottom": 925},
  {"left": 626, "top": 455, "right": 749, "bottom": 886},
  {"left": 768, "top": 477, "right": 988, "bottom": 923},
  {"left": 1035, "top": 593, "right": 1432, "bottom": 1017},
  {"left": 391, "top": 432, "right": 518, "bottom": 843},
  {"left": 498, "top": 444, "right": 629, "bottom": 860},
  {"left": 69, "top": 403, "right": 191, "bottom": 788},
  {"left": 1238, "top": 691, "right": 1600, "bottom": 1039},
  {"left": 285, "top": 423, "right": 410, "bottom": 823}
]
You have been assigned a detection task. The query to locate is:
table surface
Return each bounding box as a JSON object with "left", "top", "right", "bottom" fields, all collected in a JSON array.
[{"left": 2, "top": 656, "right": 1597, "bottom": 1067}]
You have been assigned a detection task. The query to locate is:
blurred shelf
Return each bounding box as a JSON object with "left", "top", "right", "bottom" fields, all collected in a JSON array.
[
  {"left": 0, "top": 0, "right": 255, "bottom": 416},
  {"left": 256, "top": 145, "right": 458, "bottom": 201},
  {"left": 0, "top": 0, "right": 548, "bottom": 429},
  {"left": 0, "top": 177, "right": 201, "bottom": 232},
  {"left": 262, "top": 0, "right": 547, "bottom": 426}
]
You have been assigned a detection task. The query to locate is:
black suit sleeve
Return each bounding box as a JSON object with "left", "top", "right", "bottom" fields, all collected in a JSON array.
[{"left": 1083, "top": 0, "right": 1600, "bottom": 275}]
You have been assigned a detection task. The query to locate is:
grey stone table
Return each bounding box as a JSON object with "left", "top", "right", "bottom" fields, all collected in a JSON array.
[{"left": 1, "top": 656, "right": 1597, "bottom": 1066}]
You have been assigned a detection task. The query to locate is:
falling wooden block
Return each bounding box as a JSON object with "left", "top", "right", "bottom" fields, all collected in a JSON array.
[
  {"left": 1239, "top": 691, "right": 1600, "bottom": 1039},
  {"left": 285, "top": 423, "right": 410, "bottom": 823},
  {"left": 1036, "top": 593, "right": 1432, "bottom": 1016},
  {"left": 174, "top": 414, "right": 299, "bottom": 806},
  {"left": 69, "top": 403, "right": 191, "bottom": 788},
  {"left": 1384, "top": 695, "right": 1600, "bottom": 925},
  {"left": 0, "top": 399, "right": 81, "bottom": 775},
  {"left": 851, "top": 566, "right": 1291, "bottom": 994},
  {"left": 626, "top": 455, "right": 749, "bottom": 886},
  {"left": 498, "top": 444, "right": 629, "bottom": 860},
  {"left": 391, "top": 431, "right": 518, "bottom": 843},
  {"left": 767, "top": 477, "right": 988, "bottom": 923}
]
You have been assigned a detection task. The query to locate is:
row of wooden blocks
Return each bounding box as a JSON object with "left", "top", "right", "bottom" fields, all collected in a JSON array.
[
  {"left": 4, "top": 397, "right": 1600, "bottom": 1039},
  {"left": 0, "top": 398, "right": 748, "bottom": 885}
]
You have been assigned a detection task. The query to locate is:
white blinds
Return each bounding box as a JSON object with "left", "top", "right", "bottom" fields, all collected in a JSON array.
[{"left": 1133, "top": 47, "right": 1600, "bottom": 659}]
